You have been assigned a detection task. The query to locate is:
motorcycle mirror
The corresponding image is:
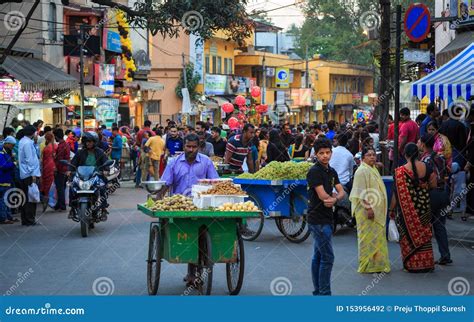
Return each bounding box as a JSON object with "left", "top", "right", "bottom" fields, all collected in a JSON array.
[{"left": 99, "top": 160, "right": 114, "bottom": 169}]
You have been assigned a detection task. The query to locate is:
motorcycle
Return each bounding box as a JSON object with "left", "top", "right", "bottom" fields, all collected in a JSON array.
[
  {"left": 103, "top": 159, "right": 121, "bottom": 194},
  {"left": 333, "top": 185, "right": 356, "bottom": 234},
  {"left": 61, "top": 159, "right": 114, "bottom": 237}
]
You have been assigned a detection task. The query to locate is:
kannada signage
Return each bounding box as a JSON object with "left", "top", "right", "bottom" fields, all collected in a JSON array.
[
  {"left": 95, "top": 98, "right": 119, "bottom": 128},
  {"left": 0, "top": 81, "right": 43, "bottom": 102},
  {"left": 103, "top": 9, "right": 122, "bottom": 53}
]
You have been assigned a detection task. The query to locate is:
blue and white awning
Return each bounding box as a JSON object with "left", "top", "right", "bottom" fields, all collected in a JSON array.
[{"left": 412, "top": 43, "right": 473, "bottom": 102}]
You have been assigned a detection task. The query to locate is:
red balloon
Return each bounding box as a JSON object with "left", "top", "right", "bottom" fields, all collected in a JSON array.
[
  {"left": 251, "top": 86, "right": 261, "bottom": 98},
  {"left": 256, "top": 104, "right": 268, "bottom": 113},
  {"left": 237, "top": 113, "right": 246, "bottom": 120},
  {"left": 222, "top": 102, "right": 234, "bottom": 113},
  {"left": 228, "top": 117, "right": 240, "bottom": 130},
  {"left": 234, "top": 95, "right": 246, "bottom": 106}
]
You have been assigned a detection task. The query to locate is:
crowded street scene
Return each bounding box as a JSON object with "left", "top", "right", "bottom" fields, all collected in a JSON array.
[{"left": 0, "top": 0, "right": 473, "bottom": 319}]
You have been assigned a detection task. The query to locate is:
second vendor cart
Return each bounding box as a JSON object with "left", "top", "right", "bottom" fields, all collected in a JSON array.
[{"left": 232, "top": 178, "right": 310, "bottom": 243}]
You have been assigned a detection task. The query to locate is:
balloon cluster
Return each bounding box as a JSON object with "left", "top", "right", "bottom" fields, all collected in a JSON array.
[{"left": 116, "top": 10, "right": 136, "bottom": 81}]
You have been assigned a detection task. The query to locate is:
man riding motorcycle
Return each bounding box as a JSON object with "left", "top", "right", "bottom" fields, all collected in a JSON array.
[{"left": 69, "top": 131, "right": 110, "bottom": 221}]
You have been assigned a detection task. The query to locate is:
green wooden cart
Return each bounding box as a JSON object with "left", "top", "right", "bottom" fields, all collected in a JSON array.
[{"left": 137, "top": 204, "right": 261, "bottom": 296}]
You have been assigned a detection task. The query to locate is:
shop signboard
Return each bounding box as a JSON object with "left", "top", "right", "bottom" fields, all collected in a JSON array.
[
  {"left": 204, "top": 75, "right": 253, "bottom": 95},
  {"left": 0, "top": 81, "right": 43, "bottom": 102},
  {"left": 98, "top": 64, "right": 115, "bottom": 96},
  {"left": 204, "top": 74, "right": 227, "bottom": 95},
  {"left": 299, "top": 88, "right": 312, "bottom": 106},
  {"left": 275, "top": 68, "right": 290, "bottom": 88},
  {"left": 96, "top": 98, "right": 119, "bottom": 127}
]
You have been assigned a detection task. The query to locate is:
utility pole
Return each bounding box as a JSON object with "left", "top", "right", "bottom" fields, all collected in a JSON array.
[
  {"left": 393, "top": 5, "right": 402, "bottom": 168},
  {"left": 262, "top": 50, "right": 266, "bottom": 105},
  {"left": 378, "top": 0, "right": 391, "bottom": 142},
  {"left": 181, "top": 53, "right": 188, "bottom": 89},
  {"left": 181, "top": 53, "right": 190, "bottom": 125},
  {"left": 305, "top": 44, "right": 310, "bottom": 89},
  {"left": 79, "top": 24, "right": 86, "bottom": 136}
]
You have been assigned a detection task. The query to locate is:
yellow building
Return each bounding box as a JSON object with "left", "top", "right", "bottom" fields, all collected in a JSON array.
[
  {"left": 234, "top": 49, "right": 307, "bottom": 124},
  {"left": 309, "top": 56, "right": 375, "bottom": 123}
]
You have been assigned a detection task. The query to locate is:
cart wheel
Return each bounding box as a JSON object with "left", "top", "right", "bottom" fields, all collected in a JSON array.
[
  {"left": 241, "top": 193, "right": 264, "bottom": 241},
  {"left": 276, "top": 216, "right": 310, "bottom": 243},
  {"left": 226, "top": 231, "right": 245, "bottom": 295},
  {"left": 147, "top": 225, "right": 162, "bottom": 295},
  {"left": 195, "top": 230, "right": 213, "bottom": 295}
]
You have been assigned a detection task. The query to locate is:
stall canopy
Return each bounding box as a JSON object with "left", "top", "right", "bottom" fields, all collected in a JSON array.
[
  {"left": 0, "top": 56, "right": 78, "bottom": 92},
  {"left": 412, "top": 43, "right": 473, "bottom": 102}
]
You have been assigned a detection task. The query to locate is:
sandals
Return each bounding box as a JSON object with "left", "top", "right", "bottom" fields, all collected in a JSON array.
[{"left": 0, "top": 220, "right": 14, "bottom": 225}]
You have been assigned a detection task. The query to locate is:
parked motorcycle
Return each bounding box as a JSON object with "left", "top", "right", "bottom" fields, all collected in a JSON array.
[
  {"left": 103, "top": 159, "right": 121, "bottom": 194},
  {"left": 62, "top": 159, "right": 114, "bottom": 237}
]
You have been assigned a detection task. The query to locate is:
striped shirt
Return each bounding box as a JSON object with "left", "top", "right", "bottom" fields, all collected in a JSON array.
[{"left": 226, "top": 135, "right": 250, "bottom": 170}]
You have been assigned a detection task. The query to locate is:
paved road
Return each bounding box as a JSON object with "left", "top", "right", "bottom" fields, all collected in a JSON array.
[{"left": 0, "top": 184, "right": 472, "bottom": 296}]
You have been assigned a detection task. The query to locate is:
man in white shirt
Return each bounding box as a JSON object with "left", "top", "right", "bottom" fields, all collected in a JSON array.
[{"left": 329, "top": 133, "right": 356, "bottom": 190}]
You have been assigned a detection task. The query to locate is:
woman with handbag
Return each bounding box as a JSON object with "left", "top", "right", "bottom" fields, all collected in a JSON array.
[{"left": 349, "top": 146, "right": 390, "bottom": 274}]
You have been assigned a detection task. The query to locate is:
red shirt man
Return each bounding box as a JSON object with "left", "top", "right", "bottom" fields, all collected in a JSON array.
[
  {"left": 398, "top": 107, "right": 419, "bottom": 154},
  {"left": 135, "top": 120, "right": 156, "bottom": 147}
]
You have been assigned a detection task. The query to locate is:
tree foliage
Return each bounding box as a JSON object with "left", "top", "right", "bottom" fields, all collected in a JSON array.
[
  {"left": 92, "top": 0, "right": 253, "bottom": 46},
  {"left": 294, "top": 0, "right": 378, "bottom": 65},
  {"left": 175, "top": 63, "right": 201, "bottom": 100}
]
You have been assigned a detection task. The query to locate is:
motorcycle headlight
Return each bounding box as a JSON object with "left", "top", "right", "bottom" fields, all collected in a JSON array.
[{"left": 79, "top": 180, "right": 92, "bottom": 190}]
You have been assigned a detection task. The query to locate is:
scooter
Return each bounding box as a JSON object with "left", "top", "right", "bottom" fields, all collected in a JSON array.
[
  {"left": 104, "top": 159, "right": 121, "bottom": 194},
  {"left": 62, "top": 159, "right": 114, "bottom": 237}
]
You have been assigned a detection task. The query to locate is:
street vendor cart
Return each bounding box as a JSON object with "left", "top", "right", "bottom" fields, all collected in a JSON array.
[
  {"left": 137, "top": 204, "right": 260, "bottom": 296},
  {"left": 233, "top": 178, "right": 310, "bottom": 243}
]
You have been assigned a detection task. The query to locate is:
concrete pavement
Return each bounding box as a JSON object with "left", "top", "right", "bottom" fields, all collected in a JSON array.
[{"left": 0, "top": 184, "right": 472, "bottom": 296}]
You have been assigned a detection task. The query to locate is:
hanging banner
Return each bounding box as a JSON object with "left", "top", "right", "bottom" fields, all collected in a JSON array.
[
  {"left": 0, "top": 81, "right": 43, "bottom": 102},
  {"left": 96, "top": 98, "right": 119, "bottom": 127},
  {"left": 98, "top": 64, "right": 115, "bottom": 96}
]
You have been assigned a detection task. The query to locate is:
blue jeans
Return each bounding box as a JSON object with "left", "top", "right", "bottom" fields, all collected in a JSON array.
[
  {"left": 308, "top": 224, "right": 334, "bottom": 295},
  {"left": 0, "top": 186, "right": 13, "bottom": 222}
]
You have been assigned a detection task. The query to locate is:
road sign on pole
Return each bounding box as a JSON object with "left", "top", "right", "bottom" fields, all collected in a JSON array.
[{"left": 404, "top": 3, "right": 431, "bottom": 43}]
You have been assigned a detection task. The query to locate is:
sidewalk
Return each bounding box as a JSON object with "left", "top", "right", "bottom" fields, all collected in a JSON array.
[{"left": 447, "top": 214, "right": 474, "bottom": 248}]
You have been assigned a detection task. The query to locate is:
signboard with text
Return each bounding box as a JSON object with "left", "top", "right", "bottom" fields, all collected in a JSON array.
[
  {"left": 275, "top": 68, "right": 290, "bottom": 88},
  {"left": 0, "top": 81, "right": 43, "bottom": 102}
]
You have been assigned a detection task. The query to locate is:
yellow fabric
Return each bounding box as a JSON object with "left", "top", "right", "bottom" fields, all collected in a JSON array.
[
  {"left": 350, "top": 161, "right": 390, "bottom": 274},
  {"left": 258, "top": 140, "right": 268, "bottom": 163},
  {"left": 349, "top": 162, "right": 387, "bottom": 226},
  {"left": 354, "top": 210, "right": 391, "bottom": 273},
  {"left": 145, "top": 136, "right": 165, "bottom": 161}
]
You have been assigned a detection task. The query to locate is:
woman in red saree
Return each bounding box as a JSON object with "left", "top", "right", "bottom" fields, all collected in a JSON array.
[
  {"left": 389, "top": 143, "right": 435, "bottom": 273},
  {"left": 41, "top": 132, "right": 57, "bottom": 197}
]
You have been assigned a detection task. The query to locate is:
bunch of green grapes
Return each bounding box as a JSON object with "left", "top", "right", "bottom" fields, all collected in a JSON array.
[{"left": 238, "top": 161, "right": 313, "bottom": 180}]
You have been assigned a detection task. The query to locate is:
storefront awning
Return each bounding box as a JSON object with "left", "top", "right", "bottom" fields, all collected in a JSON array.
[
  {"left": 204, "top": 96, "right": 232, "bottom": 110},
  {"left": 3, "top": 102, "right": 66, "bottom": 110},
  {"left": 412, "top": 43, "right": 473, "bottom": 101},
  {"left": 0, "top": 57, "right": 78, "bottom": 92},
  {"left": 122, "top": 80, "right": 164, "bottom": 91}
]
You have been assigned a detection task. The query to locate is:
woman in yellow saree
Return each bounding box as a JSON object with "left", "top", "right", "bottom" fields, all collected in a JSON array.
[{"left": 350, "top": 146, "right": 391, "bottom": 273}]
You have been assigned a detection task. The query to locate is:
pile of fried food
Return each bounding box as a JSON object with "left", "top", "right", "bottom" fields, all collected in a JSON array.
[
  {"left": 146, "top": 195, "right": 198, "bottom": 211},
  {"left": 200, "top": 181, "right": 246, "bottom": 195}
]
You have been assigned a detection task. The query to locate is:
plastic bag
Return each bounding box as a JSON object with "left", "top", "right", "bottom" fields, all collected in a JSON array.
[
  {"left": 388, "top": 219, "right": 399, "bottom": 242},
  {"left": 48, "top": 182, "right": 57, "bottom": 208},
  {"left": 28, "top": 183, "right": 41, "bottom": 203}
]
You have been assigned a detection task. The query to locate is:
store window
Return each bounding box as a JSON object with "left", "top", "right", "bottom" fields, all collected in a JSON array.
[
  {"left": 147, "top": 100, "right": 161, "bottom": 114},
  {"left": 224, "top": 58, "right": 228, "bottom": 74},
  {"left": 217, "top": 56, "right": 222, "bottom": 74},
  {"left": 228, "top": 58, "right": 233, "bottom": 74},
  {"left": 48, "top": 2, "right": 57, "bottom": 41},
  {"left": 212, "top": 56, "right": 217, "bottom": 74},
  {"left": 205, "top": 56, "right": 210, "bottom": 74}
]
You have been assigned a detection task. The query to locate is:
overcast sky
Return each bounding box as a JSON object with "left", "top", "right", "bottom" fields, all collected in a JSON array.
[{"left": 246, "top": 0, "right": 305, "bottom": 30}]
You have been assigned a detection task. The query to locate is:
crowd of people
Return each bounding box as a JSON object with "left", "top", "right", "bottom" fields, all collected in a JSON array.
[{"left": 0, "top": 102, "right": 473, "bottom": 296}]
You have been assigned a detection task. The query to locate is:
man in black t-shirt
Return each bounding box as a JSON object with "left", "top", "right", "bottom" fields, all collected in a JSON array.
[
  {"left": 207, "top": 127, "right": 227, "bottom": 158},
  {"left": 306, "top": 138, "right": 345, "bottom": 296}
]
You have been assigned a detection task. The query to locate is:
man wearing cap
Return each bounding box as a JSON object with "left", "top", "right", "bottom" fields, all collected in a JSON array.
[
  {"left": 18, "top": 125, "right": 41, "bottom": 226},
  {"left": 0, "top": 136, "right": 19, "bottom": 224}
]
